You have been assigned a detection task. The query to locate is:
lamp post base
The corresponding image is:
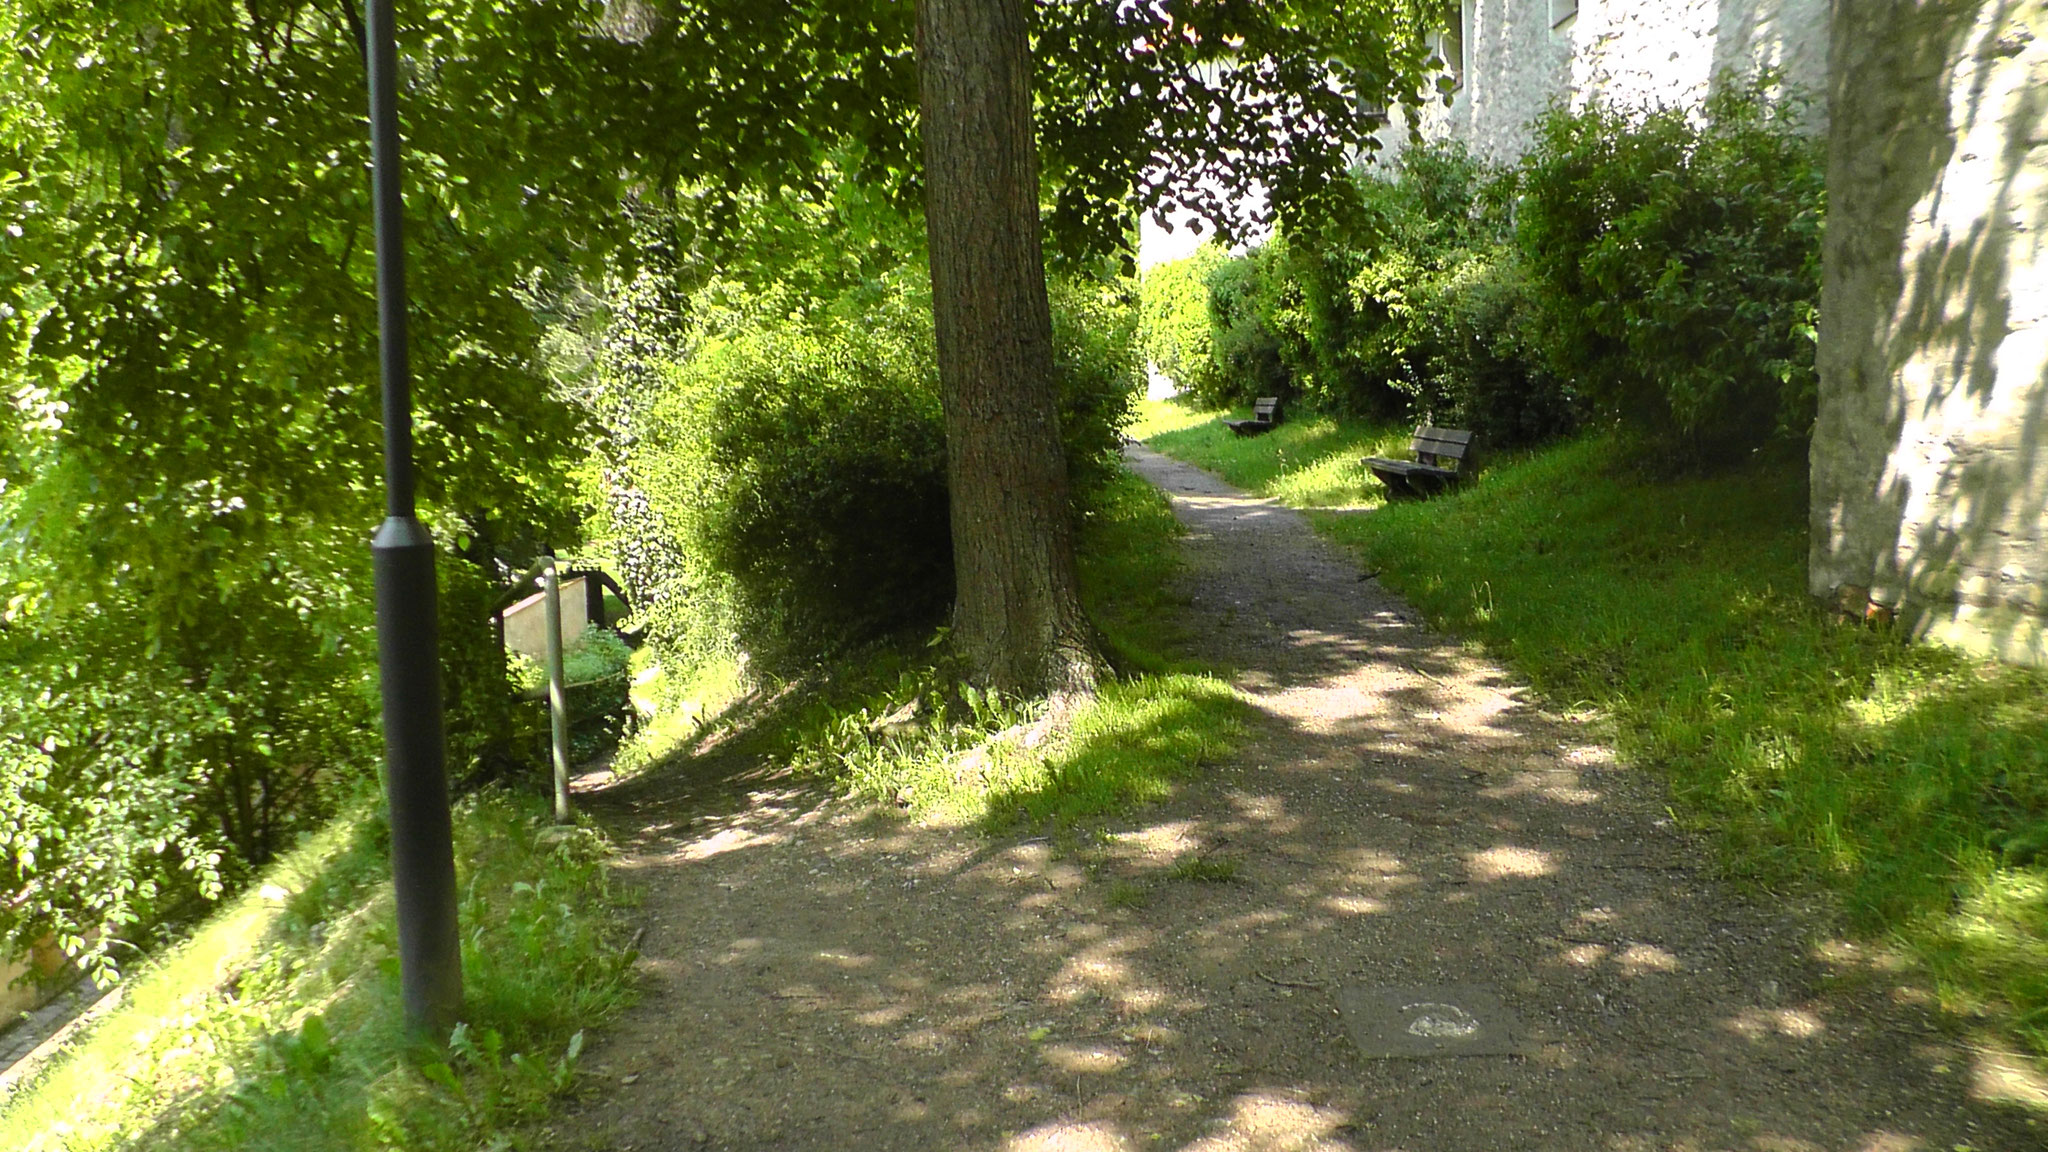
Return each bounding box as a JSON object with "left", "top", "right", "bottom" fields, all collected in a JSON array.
[{"left": 372, "top": 515, "right": 463, "bottom": 1036}]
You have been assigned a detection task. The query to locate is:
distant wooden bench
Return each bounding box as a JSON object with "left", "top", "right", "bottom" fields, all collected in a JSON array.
[
  {"left": 1223, "top": 397, "right": 1283, "bottom": 437},
  {"left": 1364, "top": 426, "right": 1477, "bottom": 498}
]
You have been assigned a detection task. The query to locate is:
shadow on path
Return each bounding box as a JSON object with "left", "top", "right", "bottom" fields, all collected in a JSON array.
[{"left": 543, "top": 447, "right": 2044, "bottom": 1152}]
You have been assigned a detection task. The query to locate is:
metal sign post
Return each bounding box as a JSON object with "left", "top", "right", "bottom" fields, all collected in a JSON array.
[
  {"left": 542, "top": 552, "right": 573, "bottom": 823},
  {"left": 365, "top": 0, "right": 463, "bottom": 1036}
]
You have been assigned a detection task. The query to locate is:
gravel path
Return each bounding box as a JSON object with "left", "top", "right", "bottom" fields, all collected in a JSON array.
[{"left": 543, "top": 447, "right": 2043, "bottom": 1151}]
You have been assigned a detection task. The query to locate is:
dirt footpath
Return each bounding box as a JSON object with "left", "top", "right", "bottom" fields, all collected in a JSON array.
[{"left": 543, "top": 446, "right": 2044, "bottom": 1152}]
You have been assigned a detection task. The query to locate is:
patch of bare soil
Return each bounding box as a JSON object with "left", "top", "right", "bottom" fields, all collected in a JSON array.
[{"left": 541, "top": 446, "right": 2045, "bottom": 1151}]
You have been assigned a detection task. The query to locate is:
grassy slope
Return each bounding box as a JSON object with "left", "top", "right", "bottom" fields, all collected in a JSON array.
[
  {"left": 1139, "top": 398, "right": 2048, "bottom": 1059},
  {"left": 0, "top": 793, "right": 635, "bottom": 1151}
]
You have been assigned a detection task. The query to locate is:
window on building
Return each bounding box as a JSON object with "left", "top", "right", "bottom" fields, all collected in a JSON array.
[
  {"left": 1551, "top": 0, "right": 1578, "bottom": 31},
  {"left": 1431, "top": 3, "right": 1466, "bottom": 91}
]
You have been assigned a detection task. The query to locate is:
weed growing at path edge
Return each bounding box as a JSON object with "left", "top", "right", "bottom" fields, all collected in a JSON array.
[{"left": 1146, "top": 402, "right": 2048, "bottom": 1062}]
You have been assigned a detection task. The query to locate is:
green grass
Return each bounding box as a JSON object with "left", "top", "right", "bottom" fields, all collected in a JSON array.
[
  {"left": 801, "top": 670, "right": 1250, "bottom": 828},
  {"left": 0, "top": 791, "right": 636, "bottom": 1151},
  {"left": 1078, "top": 467, "right": 1208, "bottom": 674},
  {"left": 1146, "top": 412, "right": 2048, "bottom": 1062},
  {"left": 1164, "top": 856, "right": 1241, "bottom": 884},
  {"left": 734, "top": 467, "right": 1253, "bottom": 829},
  {"left": 1134, "top": 397, "right": 1411, "bottom": 508},
  {"left": 612, "top": 648, "right": 748, "bottom": 779}
]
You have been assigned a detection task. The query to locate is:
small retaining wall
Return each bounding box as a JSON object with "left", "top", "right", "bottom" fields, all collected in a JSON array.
[
  {"left": 501, "top": 576, "right": 591, "bottom": 663},
  {"left": 1, "top": 938, "right": 71, "bottom": 1020}
]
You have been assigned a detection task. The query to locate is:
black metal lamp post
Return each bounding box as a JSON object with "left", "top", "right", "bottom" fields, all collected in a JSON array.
[{"left": 365, "top": 0, "right": 463, "bottom": 1036}]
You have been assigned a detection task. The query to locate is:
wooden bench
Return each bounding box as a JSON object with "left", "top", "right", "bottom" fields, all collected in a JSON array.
[
  {"left": 1364, "top": 426, "right": 1477, "bottom": 498},
  {"left": 1223, "top": 397, "right": 1283, "bottom": 437}
]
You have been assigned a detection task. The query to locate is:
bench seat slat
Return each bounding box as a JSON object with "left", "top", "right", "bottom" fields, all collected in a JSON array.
[
  {"left": 1224, "top": 397, "right": 1284, "bottom": 438},
  {"left": 1363, "top": 424, "right": 1477, "bottom": 499},
  {"left": 1414, "top": 426, "right": 1473, "bottom": 446},
  {"left": 1364, "top": 457, "right": 1457, "bottom": 479}
]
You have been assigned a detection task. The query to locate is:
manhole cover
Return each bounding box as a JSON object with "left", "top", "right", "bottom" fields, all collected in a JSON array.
[{"left": 1336, "top": 985, "right": 1531, "bottom": 1058}]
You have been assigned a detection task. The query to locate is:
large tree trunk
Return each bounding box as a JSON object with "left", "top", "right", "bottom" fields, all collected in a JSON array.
[{"left": 916, "top": 0, "right": 1102, "bottom": 698}]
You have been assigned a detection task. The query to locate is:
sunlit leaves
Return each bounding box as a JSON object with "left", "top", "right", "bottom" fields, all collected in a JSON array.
[{"left": 0, "top": 0, "right": 625, "bottom": 974}]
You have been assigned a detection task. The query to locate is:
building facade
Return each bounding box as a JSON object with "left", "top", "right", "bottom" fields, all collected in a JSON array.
[
  {"left": 1386, "top": 0, "right": 1830, "bottom": 167},
  {"left": 1399, "top": 0, "right": 2048, "bottom": 667},
  {"left": 1811, "top": 1, "right": 2048, "bottom": 666}
]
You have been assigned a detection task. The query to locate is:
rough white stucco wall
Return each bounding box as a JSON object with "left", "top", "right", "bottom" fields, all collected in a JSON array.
[
  {"left": 1446, "top": 0, "right": 1573, "bottom": 165},
  {"left": 1412, "top": 0, "right": 1829, "bottom": 167},
  {"left": 1811, "top": 0, "right": 2048, "bottom": 667}
]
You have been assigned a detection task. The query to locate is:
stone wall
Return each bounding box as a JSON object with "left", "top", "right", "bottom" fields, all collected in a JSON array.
[
  {"left": 1, "top": 937, "right": 71, "bottom": 1020},
  {"left": 1382, "top": 0, "right": 1830, "bottom": 167},
  {"left": 1810, "top": 0, "right": 2048, "bottom": 666}
]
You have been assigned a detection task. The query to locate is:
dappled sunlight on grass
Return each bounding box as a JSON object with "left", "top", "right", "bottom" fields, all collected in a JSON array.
[
  {"left": 1124, "top": 397, "right": 1219, "bottom": 441},
  {"left": 1222, "top": 425, "right": 2048, "bottom": 1063},
  {"left": 0, "top": 795, "right": 635, "bottom": 1152},
  {"left": 524, "top": 411, "right": 2048, "bottom": 1150},
  {"left": 611, "top": 652, "right": 748, "bottom": 779},
  {"left": 768, "top": 462, "right": 1253, "bottom": 829},
  {"left": 1924, "top": 861, "right": 2048, "bottom": 1055},
  {"left": 1136, "top": 400, "right": 1408, "bottom": 509},
  {"left": 1079, "top": 469, "right": 1202, "bottom": 674},
  {"left": 989, "top": 676, "right": 1257, "bottom": 828},
  {"left": 828, "top": 673, "right": 1255, "bottom": 829}
]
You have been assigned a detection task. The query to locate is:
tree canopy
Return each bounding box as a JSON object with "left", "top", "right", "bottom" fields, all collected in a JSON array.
[{"left": 0, "top": 0, "right": 1438, "bottom": 968}]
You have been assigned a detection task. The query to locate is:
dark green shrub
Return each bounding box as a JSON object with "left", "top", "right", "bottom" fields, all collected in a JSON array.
[
  {"left": 1249, "top": 229, "right": 1404, "bottom": 417},
  {"left": 641, "top": 269, "right": 1139, "bottom": 671},
  {"left": 1197, "top": 143, "right": 1543, "bottom": 425},
  {"left": 1296, "top": 149, "right": 1505, "bottom": 419},
  {"left": 1514, "top": 79, "right": 1824, "bottom": 462},
  {"left": 0, "top": 582, "right": 381, "bottom": 976},
  {"left": 646, "top": 289, "right": 949, "bottom": 669},
  {"left": 1205, "top": 252, "right": 1289, "bottom": 406},
  {"left": 1414, "top": 254, "right": 1582, "bottom": 447},
  {"left": 440, "top": 558, "right": 537, "bottom": 788},
  {"left": 509, "top": 625, "right": 634, "bottom": 762},
  {"left": 1049, "top": 274, "right": 1143, "bottom": 493}
]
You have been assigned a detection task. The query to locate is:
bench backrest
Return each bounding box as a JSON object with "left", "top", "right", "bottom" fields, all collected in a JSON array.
[
  {"left": 1411, "top": 426, "right": 1474, "bottom": 469},
  {"left": 1253, "top": 397, "right": 1282, "bottom": 422}
]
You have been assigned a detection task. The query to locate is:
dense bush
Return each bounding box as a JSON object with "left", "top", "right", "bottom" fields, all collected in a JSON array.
[
  {"left": 1515, "top": 80, "right": 1824, "bottom": 462},
  {"left": 441, "top": 559, "right": 535, "bottom": 789},
  {"left": 1169, "top": 90, "right": 1820, "bottom": 464},
  {"left": 0, "top": 586, "right": 373, "bottom": 977},
  {"left": 637, "top": 267, "right": 1139, "bottom": 672},
  {"left": 1204, "top": 249, "right": 1290, "bottom": 407},
  {"left": 643, "top": 285, "right": 950, "bottom": 670},
  {"left": 1050, "top": 274, "right": 1145, "bottom": 493},
  {"left": 1170, "top": 143, "right": 1570, "bottom": 444},
  {"left": 0, "top": 551, "right": 545, "bottom": 980},
  {"left": 508, "top": 624, "right": 635, "bottom": 761},
  {"left": 0, "top": 1, "right": 600, "bottom": 978},
  {"left": 1412, "top": 253, "right": 1582, "bottom": 447}
]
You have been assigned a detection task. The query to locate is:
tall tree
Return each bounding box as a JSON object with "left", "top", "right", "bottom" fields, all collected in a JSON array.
[
  {"left": 617, "top": 0, "right": 1435, "bottom": 692},
  {"left": 0, "top": 0, "right": 639, "bottom": 973},
  {"left": 917, "top": 0, "right": 1098, "bottom": 694}
]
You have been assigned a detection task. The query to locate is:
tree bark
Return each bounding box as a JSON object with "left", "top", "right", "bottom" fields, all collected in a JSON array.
[{"left": 916, "top": 0, "right": 1102, "bottom": 698}]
